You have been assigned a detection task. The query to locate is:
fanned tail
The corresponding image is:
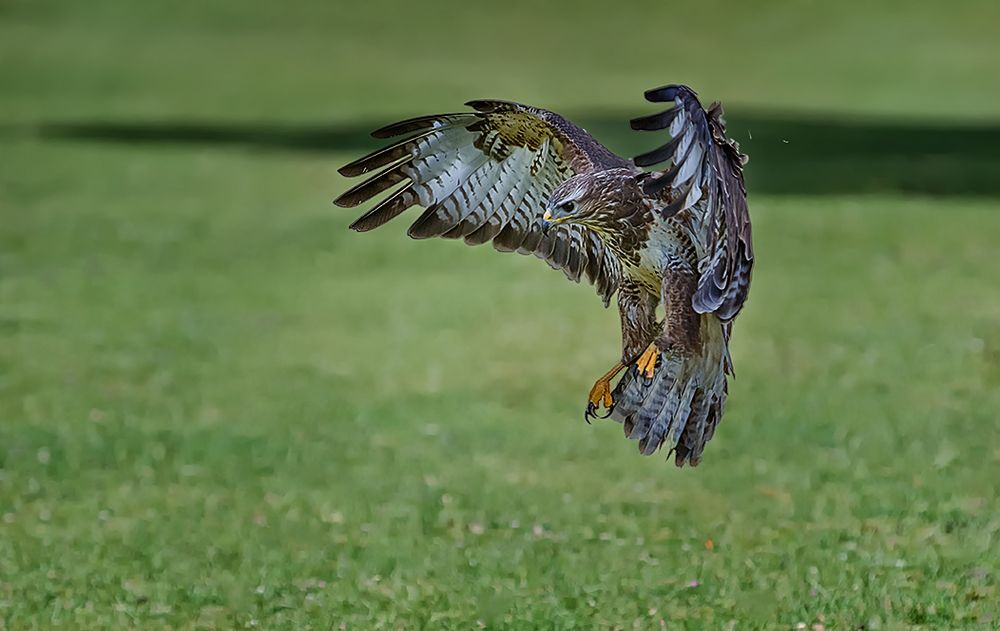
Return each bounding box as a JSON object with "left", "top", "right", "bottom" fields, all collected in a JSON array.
[{"left": 608, "top": 315, "right": 729, "bottom": 467}]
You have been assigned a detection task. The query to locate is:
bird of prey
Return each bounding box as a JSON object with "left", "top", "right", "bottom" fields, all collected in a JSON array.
[{"left": 334, "top": 84, "right": 753, "bottom": 466}]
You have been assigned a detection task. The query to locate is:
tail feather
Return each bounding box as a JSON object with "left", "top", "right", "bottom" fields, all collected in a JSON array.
[
  {"left": 624, "top": 357, "right": 678, "bottom": 446},
  {"left": 608, "top": 316, "right": 730, "bottom": 467},
  {"left": 673, "top": 389, "right": 725, "bottom": 466}
]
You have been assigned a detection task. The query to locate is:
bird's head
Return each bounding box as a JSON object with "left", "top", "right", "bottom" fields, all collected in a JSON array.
[
  {"left": 542, "top": 169, "right": 639, "bottom": 233},
  {"left": 542, "top": 174, "right": 600, "bottom": 229}
]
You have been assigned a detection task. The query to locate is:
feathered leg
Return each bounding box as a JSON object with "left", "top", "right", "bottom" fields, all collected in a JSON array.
[{"left": 585, "top": 280, "right": 658, "bottom": 421}]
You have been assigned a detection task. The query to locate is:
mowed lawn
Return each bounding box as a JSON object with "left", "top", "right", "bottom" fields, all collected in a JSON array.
[{"left": 2, "top": 1, "right": 1000, "bottom": 629}]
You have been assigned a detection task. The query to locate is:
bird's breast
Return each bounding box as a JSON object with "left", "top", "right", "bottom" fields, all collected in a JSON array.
[{"left": 623, "top": 218, "right": 693, "bottom": 293}]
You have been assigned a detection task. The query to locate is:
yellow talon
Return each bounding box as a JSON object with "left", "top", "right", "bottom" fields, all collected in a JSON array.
[
  {"left": 585, "top": 362, "right": 625, "bottom": 421},
  {"left": 588, "top": 377, "right": 614, "bottom": 408},
  {"left": 636, "top": 343, "right": 658, "bottom": 379}
]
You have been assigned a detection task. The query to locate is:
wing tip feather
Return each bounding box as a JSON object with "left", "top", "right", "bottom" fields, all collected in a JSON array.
[
  {"left": 465, "top": 99, "right": 497, "bottom": 112},
  {"left": 370, "top": 113, "right": 471, "bottom": 139},
  {"left": 644, "top": 84, "right": 698, "bottom": 103}
]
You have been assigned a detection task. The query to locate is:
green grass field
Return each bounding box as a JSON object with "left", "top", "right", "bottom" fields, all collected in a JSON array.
[{"left": 2, "top": 1, "right": 999, "bottom": 628}]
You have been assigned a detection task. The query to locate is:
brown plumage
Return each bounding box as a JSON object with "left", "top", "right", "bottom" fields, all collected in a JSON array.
[{"left": 334, "top": 84, "right": 753, "bottom": 467}]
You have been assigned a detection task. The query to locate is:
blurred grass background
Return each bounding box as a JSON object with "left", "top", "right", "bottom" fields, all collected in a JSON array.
[{"left": 1, "top": 0, "right": 999, "bottom": 628}]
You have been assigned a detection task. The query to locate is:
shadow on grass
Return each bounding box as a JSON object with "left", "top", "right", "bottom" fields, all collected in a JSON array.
[{"left": 35, "top": 110, "right": 1000, "bottom": 197}]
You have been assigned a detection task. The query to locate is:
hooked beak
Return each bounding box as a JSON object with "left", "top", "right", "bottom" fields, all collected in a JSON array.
[{"left": 541, "top": 203, "right": 573, "bottom": 231}]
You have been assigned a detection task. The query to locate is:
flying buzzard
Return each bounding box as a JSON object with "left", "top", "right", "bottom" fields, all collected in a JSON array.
[{"left": 334, "top": 84, "right": 753, "bottom": 466}]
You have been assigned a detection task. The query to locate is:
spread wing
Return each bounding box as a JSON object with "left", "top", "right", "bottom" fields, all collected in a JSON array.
[
  {"left": 334, "top": 101, "right": 631, "bottom": 305},
  {"left": 630, "top": 85, "right": 754, "bottom": 322}
]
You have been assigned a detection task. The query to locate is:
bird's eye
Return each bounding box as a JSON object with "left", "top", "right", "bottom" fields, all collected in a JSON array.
[{"left": 561, "top": 201, "right": 576, "bottom": 213}]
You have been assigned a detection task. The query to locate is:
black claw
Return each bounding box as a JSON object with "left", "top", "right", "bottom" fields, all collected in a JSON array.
[{"left": 584, "top": 400, "right": 615, "bottom": 423}]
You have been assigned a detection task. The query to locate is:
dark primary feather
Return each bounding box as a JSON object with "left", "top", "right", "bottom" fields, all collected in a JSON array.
[
  {"left": 348, "top": 184, "right": 418, "bottom": 232},
  {"left": 629, "top": 105, "right": 680, "bottom": 132},
  {"left": 631, "top": 132, "right": 684, "bottom": 169},
  {"left": 629, "top": 85, "right": 754, "bottom": 322},
  {"left": 339, "top": 128, "right": 445, "bottom": 177},
  {"left": 370, "top": 113, "right": 476, "bottom": 139},
  {"left": 334, "top": 101, "right": 627, "bottom": 305}
]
